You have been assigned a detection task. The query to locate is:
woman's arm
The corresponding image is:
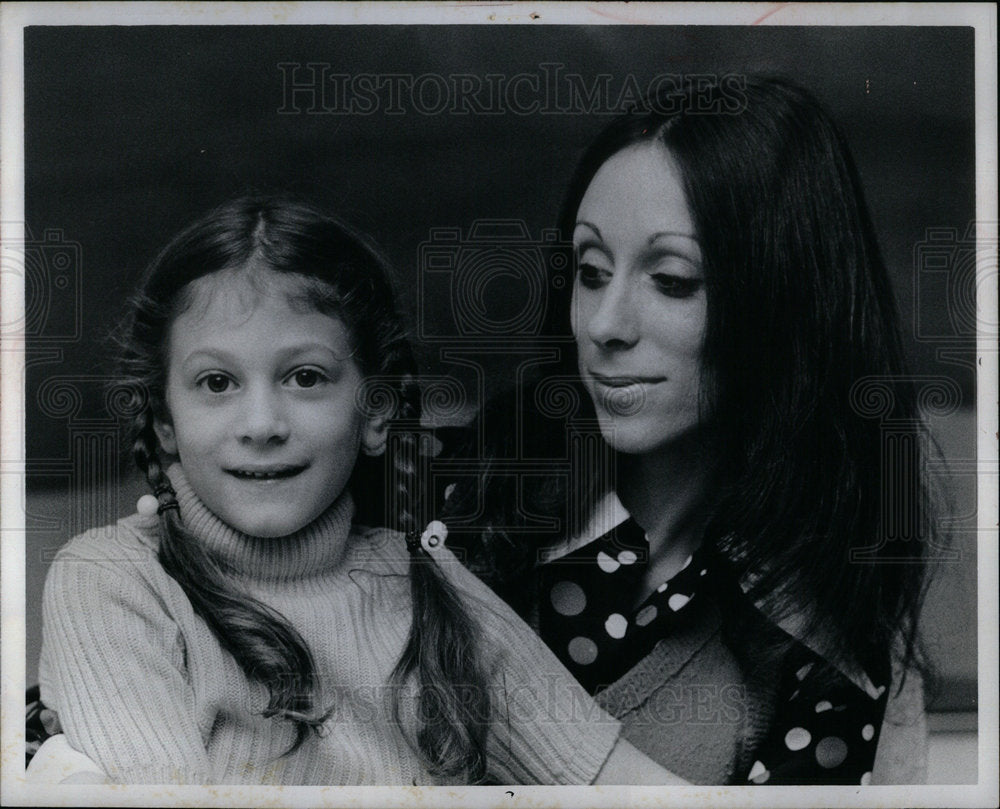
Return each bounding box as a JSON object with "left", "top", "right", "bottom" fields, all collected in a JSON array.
[
  {"left": 25, "top": 735, "right": 110, "bottom": 784},
  {"left": 419, "top": 525, "right": 690, "bottom": 785},
  {"left": 872, "top": 662, "right": 927, "bottom": 784}
]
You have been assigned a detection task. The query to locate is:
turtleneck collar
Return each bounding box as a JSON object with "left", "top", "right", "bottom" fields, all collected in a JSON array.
[{"left": 165, "top": 463, "right": 356, "bottom": 583}]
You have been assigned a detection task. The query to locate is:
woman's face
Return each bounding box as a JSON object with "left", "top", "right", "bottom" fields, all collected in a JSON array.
[{"left": 571, "top": 142, "right": 709, "bottom": 455}]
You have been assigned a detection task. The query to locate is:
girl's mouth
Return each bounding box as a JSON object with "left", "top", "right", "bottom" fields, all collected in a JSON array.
[{"left": 226, "top": 465, "right": 307, "bottom": 481}]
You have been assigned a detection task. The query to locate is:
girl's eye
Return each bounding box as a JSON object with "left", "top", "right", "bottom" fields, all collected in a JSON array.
[
  {"left": 288, "top": 368, "right": 326, "bottom": 388},
  {"left": 198, "top": 373, "right": 233, "bottom": 394},
  {"left": 577, "top": 262, "right": 609, "bottom": 289},
  {"left": 651, "top": 273, "right": 703, "bottom": 299}
]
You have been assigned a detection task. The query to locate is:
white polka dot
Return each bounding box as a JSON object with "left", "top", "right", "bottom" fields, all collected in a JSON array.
[
  {"left": 617, "top": 549, "right": 638, "bottom": 565},
  {"left": 784, "top": 727, "right": 811, "bottom": 751},
  {"left": 667, "top": 593, "right": 691, "bottom": 611},
  {"left": 596, "top": 551, "right": 620, "bottom": 573},
  {"left": 443, "top": 483, "right": 456, "bottom": 500},
  {"left": 815, "top": 736, "right": 848, "bottom": 768},
  {"left": 550, "top": 581, "right": 587, "bottom": 616},
  {"left": 656, "top": 582, "right": 669, "bottom": 592},
  {"left": 815, "top": 700, "right": 833, "bottom": 713},
  {"left": 796, "top": 663, "right": 814, "bottom": 681},
  {"left": 860, "top": 771, "right": 872, "bottom": 786},
  {"left": 788, "top": 689, "right": 800, "bottom": 702},
  {"left": 680, "top": 554, "right": 693, "bottom": 570},
  {"left": 862, "top": 724, "right": 875, "bottom": 741},
  {"left": 567, "top": 636, "right": 598, "bottom": 665},
  {"left": 700, "top": 568, "right": 707, "bottom": 576},
  {"left": 747, "top": 760, "right": 769, "bottom": 783},
  {"left": 635, "top": 605, "right": 658, "bottom": 626},
  {"left": 605, "top": 613, "right": 628, "bottom": 639}
]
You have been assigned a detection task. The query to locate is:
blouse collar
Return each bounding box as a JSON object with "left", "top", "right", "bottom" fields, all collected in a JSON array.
[
  {"left": 552, "top": 489, "right": 882, "bottom": 699},
  {"left": 540, "top": 490, "right": 631, "bottom": 563}
]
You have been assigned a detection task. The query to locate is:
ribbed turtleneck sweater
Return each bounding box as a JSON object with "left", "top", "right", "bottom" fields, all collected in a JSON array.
[{"left": 40, "top": 466, "right": 620, "bottom": 785}]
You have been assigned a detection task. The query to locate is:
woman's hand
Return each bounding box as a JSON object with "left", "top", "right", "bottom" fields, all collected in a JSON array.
[{"left": 25, "top": 734, "right": 110, "bottom": 784}]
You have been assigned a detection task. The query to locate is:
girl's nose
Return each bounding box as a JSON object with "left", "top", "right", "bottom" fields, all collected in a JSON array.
[
  {"left": 586, "top": 276, "right": 640, "bottom": 350},
  {"left": 239, "top": 387, "right": 290, "bottom": 445}
]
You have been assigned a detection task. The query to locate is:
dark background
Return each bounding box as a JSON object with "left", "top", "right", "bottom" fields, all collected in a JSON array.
[{"left": 22, "top": 26, "right": 977, "bottom": 708}]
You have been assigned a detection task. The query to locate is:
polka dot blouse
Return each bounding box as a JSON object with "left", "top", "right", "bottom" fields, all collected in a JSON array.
[{"left": 538, "top": 518, "right": 890, "bottom": 785}]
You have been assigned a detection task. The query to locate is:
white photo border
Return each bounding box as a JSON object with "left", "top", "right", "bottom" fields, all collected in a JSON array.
[{"left": 2, "top": 3, "right": 996, "bottom": 807}]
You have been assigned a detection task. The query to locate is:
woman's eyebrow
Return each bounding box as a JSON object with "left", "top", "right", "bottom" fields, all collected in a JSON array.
[
  {"left": 574, "top": 220, "right": 604, "bottom": 240},
  {"left": 648, "top": 230, "right": 698, "bottom": 245}
]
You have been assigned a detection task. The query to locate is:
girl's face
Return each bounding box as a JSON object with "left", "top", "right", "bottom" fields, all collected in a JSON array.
[
  {"left": 571, "top": 142, "right": 709, "bottom": 455},
  {"left": 154, "top": 268, "right": 388, "bottom": 538}
]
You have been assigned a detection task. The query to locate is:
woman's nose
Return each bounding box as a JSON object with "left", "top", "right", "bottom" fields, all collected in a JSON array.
[
  {"left": 239, "top": 386, "right": 290, "bottom": 445},
  {"left": 585, "top": 277, "right": 640, "bottom": 350}
]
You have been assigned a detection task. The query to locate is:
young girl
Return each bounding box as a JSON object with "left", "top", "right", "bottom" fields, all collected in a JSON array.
[{"left": 37, "top": 197, "right": 677, "bottom": 785}]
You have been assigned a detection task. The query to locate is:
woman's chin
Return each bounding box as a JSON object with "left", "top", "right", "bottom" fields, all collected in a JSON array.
[
  {"left": 595, "top": 422, "right": 663, "bottom": 456},
  {"left": 594, "top": 415, "right": 704, "bottom": 456}
]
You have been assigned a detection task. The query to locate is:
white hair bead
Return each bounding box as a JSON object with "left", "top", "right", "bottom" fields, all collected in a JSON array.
[
  {"left": 420, "top": 520, "right": 448, "bottom": 550},
  {"left": 136, "top": 494, "right": 159, "bottom": 517}
]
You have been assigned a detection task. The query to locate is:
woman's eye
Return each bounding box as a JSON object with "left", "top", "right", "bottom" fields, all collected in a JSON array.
[
  {"left": 198, "top": 373, "right": 232, "bottom": 394},
  {"left": 577, "top": 262, "right": 608, "bottom": 289},
  {"left": 289, "top": 368, "right": 326, "bottom": 388},
  {"left": 651, "top": 273, "right": 703, "bottom": 299}
]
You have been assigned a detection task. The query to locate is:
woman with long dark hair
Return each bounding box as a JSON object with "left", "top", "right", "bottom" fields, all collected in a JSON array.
[{"left": 441, "top": 76, "right": 937, "bottom": 785}]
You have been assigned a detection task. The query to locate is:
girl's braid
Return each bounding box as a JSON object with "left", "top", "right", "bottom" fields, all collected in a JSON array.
[
  {"left": 388, "top": 375, "right": 491, "bottom": 782},
  {"left": 129, "top": 402, "right": 329, "bottom": 751}
]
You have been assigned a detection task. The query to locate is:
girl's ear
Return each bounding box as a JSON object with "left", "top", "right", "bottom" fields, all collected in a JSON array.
[
  {"left": 153, "top": 419, "right": 178, "bottom": 456},
  {"left": 361, "top": 414, "right": 390, "bottom": 457}
]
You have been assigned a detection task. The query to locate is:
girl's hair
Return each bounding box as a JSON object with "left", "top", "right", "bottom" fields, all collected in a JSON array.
[
  {"left": 446, "top": 77, "right": 936, "bottom": 680},
  {"left": 116, "top": 196, "right": 490, "bottom": 777}
]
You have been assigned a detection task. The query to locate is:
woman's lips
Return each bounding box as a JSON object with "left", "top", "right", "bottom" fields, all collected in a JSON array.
[
  {"left": 589, "top": 371, "right": 667, "bottom": 387},
  {"left": 588, "top": 371, "right": 666, "bottom": 417},
  {"left": 587, "top": 372, "right": 664, "bottom": 416}
]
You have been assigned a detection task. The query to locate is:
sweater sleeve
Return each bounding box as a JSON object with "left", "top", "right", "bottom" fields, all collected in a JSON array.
[
  {"left": 422, "top": 539, "right": 621, "bottom": 784},
  {"left": 39, "top": 536, "right": 214, "bottom": 784},
  {"left": 481, "top": 615, "right": 623, "bottom": 785}
]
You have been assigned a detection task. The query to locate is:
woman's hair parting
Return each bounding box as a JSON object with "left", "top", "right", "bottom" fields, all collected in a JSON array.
[
  {"left": 116, "top": 196, "right": 490, "bottom": 775},
  {"left": 451, "top": 76, "right": 937, "bottom": 681}
]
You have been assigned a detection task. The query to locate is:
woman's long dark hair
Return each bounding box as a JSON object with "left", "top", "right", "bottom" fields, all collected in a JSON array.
[
  {"left": 445, "top": 77, "right": 937, "bottom": 682},
  {"left": 116, "top": 196, "right": 490, "bottom": 777}
]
